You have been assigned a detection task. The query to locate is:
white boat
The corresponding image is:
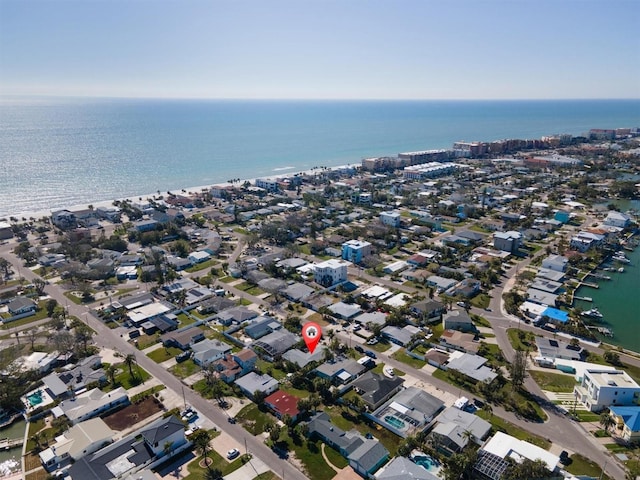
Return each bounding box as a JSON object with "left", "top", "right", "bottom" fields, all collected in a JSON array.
[
  {"left": 612, "top": 253, "right": 630, "bottom": 264},
  {"left": 618, "top": 267, "right": 625, "bottom": 273},
  {"left": 582, "top": 307, "right": 603, "bottom": 319}
]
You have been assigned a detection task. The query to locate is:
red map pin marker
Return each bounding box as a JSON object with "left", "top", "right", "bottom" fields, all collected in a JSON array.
[{"left": 302, "top": 322, "right": 322, "bottom": 354}]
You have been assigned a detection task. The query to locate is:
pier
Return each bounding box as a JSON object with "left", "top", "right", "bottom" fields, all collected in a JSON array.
[
  {"left": 581, "top": 282, "right": 600, "bottom": 289},
  {"left": 574, "top": 296, "right": 593, "bottom": 302},
  {"left": 0, "top": 437, "right": 22, "bottom": 450},
  {"left": 586, "top": 273, "right": 610, "bottom": 280}
]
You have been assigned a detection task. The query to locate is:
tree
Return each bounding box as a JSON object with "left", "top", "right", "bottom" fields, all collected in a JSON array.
[
  {"left": 204, "top": 468, "right": 223, "bottom": 480},
  {"left": 163, "top": 440, "right": 174, "bottom": 458},
  {"left": 27, "top": 329, "right": 38, "bottom": 350},
  {"left": 253, "top": 390, "right": 266, "bottom": 407},
  {"left": 32, "top": 278, "right": 46, "bottom": 296},
  {"left": 192, "top": 429, "right": 213, "bottom": 465},
  {"left": 269, "top": 424, "right": 282, "bottom": 443},
  {"left": 508, "top": 349, "right": 528, "bottom": 391},
  {"left": 503, "top": 458, "right": 553, "bottom": 480},
  {"left": 282, "top": 413, "right": 295, "bottom": 435},
  {"left": 74, "top": 323, "right": 94, "bottom": 355},
  {"left": 30, "top": 431, "right": 43, "bottom": 453},
  {"left": 45, "top": 298, "right": 58, "bottom": 317},
  {"left": 123, "top": 353, "right": 137, "bottom": 379},
  {"left": 599, "top": 410, "right": 616, "bottom": 434},
  {"left": 604, "top": 350, "right": 622, "bottom": 366},
  {"left": 105, "top": 364, "right": 117, "bottom": 386}
]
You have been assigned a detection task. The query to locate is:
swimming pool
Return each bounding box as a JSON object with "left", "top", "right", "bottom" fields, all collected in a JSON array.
[
  {"left": 27, "top": 391, "right": 43, "bottom": 407},
  {"left": 412, "top": 455, "right": 439, "bottom": 471},
  {"left": 384, "top": 415, "right": 405, "bottom": 429}
]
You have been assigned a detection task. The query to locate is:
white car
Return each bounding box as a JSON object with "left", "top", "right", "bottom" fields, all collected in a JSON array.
[{"left": 227, "top": 448, "right": 240, "bottom": 460}]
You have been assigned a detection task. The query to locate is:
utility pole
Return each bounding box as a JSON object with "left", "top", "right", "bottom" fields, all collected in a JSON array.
[{"left": 182, "top": 386, "right": 187, "bottom": 411}]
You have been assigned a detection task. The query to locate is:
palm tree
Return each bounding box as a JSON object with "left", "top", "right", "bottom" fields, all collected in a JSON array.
[
  {"left": 193, "top": 429, "right": 213, "bottom": 466},
  {"left": 204, "top": 468, "right": 223, "bottom": 480},
  {"left": 30, "top": 431, "right": 43, "bottom": 452},
  {"left": 105, "top": 364, "right": 117, "bottom": 386},
  {"left": 123, "top": 353, "right": 137, "bottom": 379},
  {"left": 163, "top": 440, "right": 173, "bottom": 458},
  {"left": 599, "top": 410, "right": 616, "bottom": 434}
]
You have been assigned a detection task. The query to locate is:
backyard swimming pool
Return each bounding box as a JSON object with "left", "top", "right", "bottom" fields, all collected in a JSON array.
[{"left": 27, "top": 390, "right": 44, "bottom": 407}]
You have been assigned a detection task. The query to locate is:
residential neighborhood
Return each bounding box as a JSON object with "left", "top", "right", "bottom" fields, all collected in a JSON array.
[{"left": 0, "top": 127, "right": 639, "bottom": 480}]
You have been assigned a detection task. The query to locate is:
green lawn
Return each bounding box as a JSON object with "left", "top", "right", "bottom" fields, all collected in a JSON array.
[
  {"left": 368, "top": 340, "right": 392, "bottom": 353},
  {"left": 218, "top": 276, "right": 236, "bottom": 283},
  {"left": 391, "top": 349, "right": 426, "bottom": 369},
  {"left": 182, "top": 449, "right": 249, "bottom": 480},
  {"left": 256, "top": 359, "right": 288, "bottom": 380},
  {"left": 475, "top": 410, "right": 551, "bottom": 450},
  {"left": 177, "top": 312, "right": 197, "bottom": 327},
  {"left": 107, "top": 364, "right": 152, "bottom": 390},
  {"left": 235, "top": 403, "right": 275, "bottom": 435},
  {"left": 169, "top": 359, "right": 200, "bottom": 379},
  {"left": 470, "top": 293, "right": 491, "bottom": 309},
  {"left": 506, "top": 328, "right": 537, "bottom": 351},
  {"left": 185, "top": 259, "right": 216, "bottom": 273},
  {"left": 529, "top": 370, "right": 577, "bottom": 393},
  {"left": 564, "top": 453, "right": 611, "bottom": 480},
  {"left": 147, "top": 346, "right": 182, "bottom": 363},
  {"left": 323, "top": 444, "right": 349, "bottom": 468},
  {"left": 284, "top": 437, "right": 336, "bottom": 480},
  {"left": 573, "top": 411, "right": 601, "bottom": 422},
  {"left": 279, "top": 386, "right": 310, "bottom": 398}
]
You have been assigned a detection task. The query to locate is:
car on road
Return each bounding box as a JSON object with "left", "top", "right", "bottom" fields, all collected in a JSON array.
[
  {"left": 366, "top": 338, "right": 378, "bottom": 345},
  {"left": 227, "top": 448, "right": 240, "bottom": 460},
  {"left": 456, "top": 301, "right": 466, "bottom": 307}
]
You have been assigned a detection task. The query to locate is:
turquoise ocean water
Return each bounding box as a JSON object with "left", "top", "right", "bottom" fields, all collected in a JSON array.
[{"left": 1, "top": 98, "right": 639, "bottom": 217}]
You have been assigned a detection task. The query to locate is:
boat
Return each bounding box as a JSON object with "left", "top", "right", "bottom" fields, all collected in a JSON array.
[
  {"left": 618, "top": 267, "right": 625, "bottom": 273},
  {"left": 612, "top": 253, "right": 631, "bottom": 264},
  {"left": 582, "top": 307, "right": 603, "bottom": 319}
]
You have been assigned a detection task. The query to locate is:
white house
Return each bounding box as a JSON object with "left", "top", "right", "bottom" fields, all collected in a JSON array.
[
  {"left": 52, "top": 387, "right": 129, "bottom": 424},
  {"left": 380, "top": 211, "right": 401, "bottom": 227},
  {"left": 188, "top": 250, "right": 211, "bottom": 264},
  {"left": 314, "top": 259, "right": 348, "bottom": 287},
  {"left": 573, "top": 369, "right": 640, "bottom": 412},
  {"left": 493, "top": 231, "right": 522, "bottom": 253},
  {"left": 604, "top": 211, "right": 631, "bottom": 228},
  {"left": 38, "top": 418, "right": 115, "bottom": 471},
  {"left": 541, "top": 254, "right": 568, "bottom": 273}
]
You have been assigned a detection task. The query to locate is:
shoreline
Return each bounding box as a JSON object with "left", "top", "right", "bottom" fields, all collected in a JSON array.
[{"left": 3, "top": 163, "right": 360, "bottom": 222}]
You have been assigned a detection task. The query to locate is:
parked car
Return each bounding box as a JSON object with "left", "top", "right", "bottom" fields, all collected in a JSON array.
[
  {"left": 227, "top": 448, "right": 240, "bottom": 460},
  {"left": 366, "top": 338, "right": 378, "bottom": 345},
  {"left": 354, "top": 345, "right": 365, "bottom": 353},
  {"left": 364, "top": 350, "right": 377, "bottom": 359}
]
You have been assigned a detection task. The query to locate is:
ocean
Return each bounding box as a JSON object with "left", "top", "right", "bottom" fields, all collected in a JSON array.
[{"left": 1, "top": 97, "right": 639, "bottom": 218}]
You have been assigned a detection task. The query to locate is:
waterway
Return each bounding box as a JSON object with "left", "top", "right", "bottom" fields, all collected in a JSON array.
[
  {"left": 575, "top": 199, "right": 640, "bottom": 353},
  {"left": 0, "top": 417, "right": 25, "bottom": 465}
]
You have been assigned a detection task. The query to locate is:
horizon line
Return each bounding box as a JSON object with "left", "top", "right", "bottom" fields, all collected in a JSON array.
[{"left": 2, "top": 94, "right": 640, "bottom": 102}]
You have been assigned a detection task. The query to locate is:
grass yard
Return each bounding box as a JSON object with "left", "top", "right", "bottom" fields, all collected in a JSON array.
[
  {"left": 106, "top": 364, "right": 152, "bottom": 390},
  {"left": 169, "top": 359, "right": 200, "bottom": 379},
  {"left": 235, "top": 403, "right": 275, "bottom": 435},
  {"left": 470, "top": 293, "right": 491, "bottom": 309},
  {"left": 506, "top": 328, "right": 537, "bottom": 351},
  {"left": 147, "top": 346, "right": 182, "bottom": 363},
  {"left": 323, "top": 445, "right": 348, "bottom": 468},
  {"left": 253, "top": 473, "right": 279, "bottom": 480},
  {"left": 530, "top": 370, "right": 577, "bottom": 392},
  {"left": 391, "top": 349, "right": 426, "bottom": 369},
  {"left": 182, "top": 449, "right": 249, "bottom": 480},
  {"left": 279, "top": 385, "right": 311, "bottom": 398},
  {"left": 476, "top": 410, "right": 551, "bottom": 450},
  {"left": 368, "top": 340, "right": 392, "bottom": 353},
  {"left": 564, "top": 453, "right": 611, "bottom": 480},
  {"left": 573, "top": 411, "right": 601, "bottom": 422},
  {"left": 256, "top": 359, "right": 288, "bottom": 380},
  {"left": 177, "top": 312, "right": 197, "bottom": 327}
]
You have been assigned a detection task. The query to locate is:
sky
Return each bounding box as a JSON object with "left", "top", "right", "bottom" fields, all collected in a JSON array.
[{"left": 0, "top": 0, "right": 639, "bottom": 100}]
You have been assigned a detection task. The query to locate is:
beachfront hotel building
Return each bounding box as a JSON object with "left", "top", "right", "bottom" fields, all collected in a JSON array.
[{"left": 574, "top": 369, "right": 640, "bottom": 412}]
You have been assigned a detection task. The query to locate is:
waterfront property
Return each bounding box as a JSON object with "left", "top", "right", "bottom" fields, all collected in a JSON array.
[
  {"left": 609, "top": 406, "right": 640, "bottom": 443},
  {"left": 573, "top": 369, "right": 640, "bottom": 412}
]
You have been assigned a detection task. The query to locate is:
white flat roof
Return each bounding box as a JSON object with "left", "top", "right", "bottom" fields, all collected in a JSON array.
[
  {"left": 483, "top": 432, "right": 559, "bottom": 471},
  {"left": 129, "top": 302, "right": 171, "bottom": 322}
]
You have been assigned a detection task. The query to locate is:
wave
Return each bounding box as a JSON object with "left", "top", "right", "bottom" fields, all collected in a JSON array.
[{"left": 273, "top": 166, "right": 295, "bottom": 171}]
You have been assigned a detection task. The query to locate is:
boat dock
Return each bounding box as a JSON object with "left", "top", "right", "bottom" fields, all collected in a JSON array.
[
  {"left": 0, "top": 437, "right": 22, "bottom": 450},
  {"left": 581, "top": 282, "right": 600, "bottom": 289},
  {"left": 586, "top": 273, "right": 611, "bottom": 280},
  {"left": 574, "top": 296, "right": 593, "bottom": 302}
]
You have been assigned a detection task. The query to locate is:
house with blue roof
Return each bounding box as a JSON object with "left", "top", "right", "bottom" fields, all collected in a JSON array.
[
  {"left": 541, "top": 307, "right": 569, "bottom": 323},
  {"left": 609, "top": 406, "right": 640, "bottom": 443}
]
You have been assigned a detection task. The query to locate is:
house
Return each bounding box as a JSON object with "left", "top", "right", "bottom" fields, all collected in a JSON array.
[
  {"left": 127, "top": 301, "right": 172, "bottom": 327},
  {"left": 604, "top": 211, "right": 631, "bottom": 228},
  {"left": 380, "top": 211, "right": 401, "bottom": 227},
  {"left": 409, "top": 299, "right": 445, "bottom": 323},
  {"left": 41, "top": 355, "right": 105, "bottom": 399},
  {"left": 493, "top": 231, "right": 522, "bottom": 253},
  {"left": 314, "top": 357, "right": 366, "bottom": 385},
  {"left": 205, "top": 348, "right": 257, "bottom": 384},
  {"left": 381, "top": 325, "right": 420, "bottom": 347},
  {"left": 38, "top": 418, "right": 115, "bottom": 471},
  {"left": 439, "top": 330, "right": 478, "bottom": 353},
  {"left": 535, "top": 337, "right": 584, "bottom": 361},
  {"left": 234, "top": 372, "right": 279, "bottom": 399},
  {"left": 554, "top": 210, "right": 571, "bottom": 224},
  {"left": 196, "top": 296, "right": 236, "bottom": 315},
  {"left": 474, "top": 432, "right": 559, "bottom": 480},
  {"left": 16, "top": 351, "right": 59, "bottom": 374},
  {"left": 447, "top": 278, "right": 481, "bottom": 298},
  {"left": 52, "top": 387, "right": 129, "bottom": 424},
  {"left": 216, "top": 306, "right": 258, "bottom": 326},
  {"left": 525, "top": 288, "right": 558, "bottom": 307},
  {"left": 376, "top": 456, "right": 440, "bottom": 480},
  {"left": 430, "top": 407, "right": 491, "bottom": 455},
  {"left": 51, "top": 210, "right": 77, "bottom": 229},
  {"left": 314, "top": 259, "right": 349, "bottom": 287},
  {"left": 442, "top": 310, "right": 475, "bottom": 333},
  {"left": 251, "top": 329, "right": 298, "bottom": 361},
  {"left": 354, "top": 311, "right": 387, "bottom": 328},
  {"left": 68, "top": 415, "right": 187, "bottom": 480},
  {"left": 425, "top": 275, "right": 457, "bottom": 292},
  {"left": 244, "top": 317, "right": 282, "bottom": 339},
  {"left": 573, "top": 369, "right": 640, "bottom": 412},
  {"left": 609, "top": 406, "right": 640, "bottom": 443},
  {"left": 160, "top": 326, "right": 205, "bottom": 351},
  {"left": 307, "top": 412, "right": 389, "bottom": 478},
  {"left": 368, "top": 387, "right": 444, "bottom": 438},
  {"left": 350, "top": 372, "right": 404, "bottom": 411},
  {"left": 264, "top": 390, "right": 300, "bottom": 421},
  {"left": 191, "top": 339, "right": 233, "bottom": 367},
  {"left": 282, "top": 347, "right": 327, "bottom": 368},
  {"left": 342, "top": 240, "right": 372, "bottom": 264},
  {"left": 0, "top": 221, "right": 13, "bottom": 240},
  {"left": 541, "top": 253, "right": 569, "bottom": 273},
  {"left": 282, "top": 282, "right": 315, "bottom": 302},
  {"left": 328, "top": 302, "right": 362, "bottom": 320},
  {"left": 187, "top": 250, "right": 211, "bottom": 264},
  {"left": 445, "top": 352, "right": 497, "bottom": 383},
  {"left": 7, "top": 297, "right": 37, "bottom": 316},
  {"left": 570, "top": 231, "right": 605, "bottom": 252}
]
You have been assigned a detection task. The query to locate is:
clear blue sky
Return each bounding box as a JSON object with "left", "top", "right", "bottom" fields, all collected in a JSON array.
[{"left": 1, "top": 0, "right": 639, "bottom": 99}]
